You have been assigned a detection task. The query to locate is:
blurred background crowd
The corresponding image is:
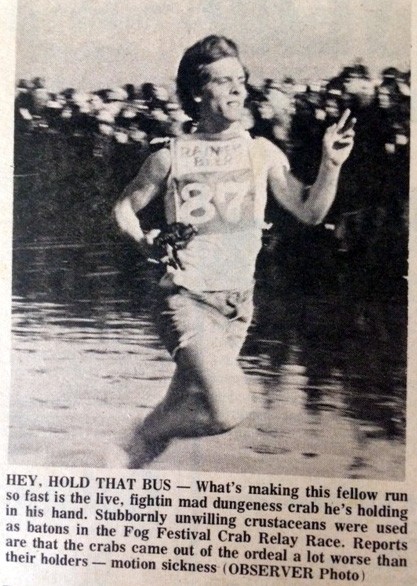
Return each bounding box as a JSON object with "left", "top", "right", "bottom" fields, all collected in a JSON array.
[{"left": 14, "top": 61, "right": 410, "bottom": 299}]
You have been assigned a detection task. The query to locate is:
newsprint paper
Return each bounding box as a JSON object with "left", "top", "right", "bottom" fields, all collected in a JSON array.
[{"left": 0, "top": 0, "right": 416, "bottom": 584}]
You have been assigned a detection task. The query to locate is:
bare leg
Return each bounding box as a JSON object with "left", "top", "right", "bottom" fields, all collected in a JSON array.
[
  {"left": 127, "top": 338, "right": 252, "bottom": 467},
  {"left": 139, "top": 365, "right": 213, "bottom": 439}
]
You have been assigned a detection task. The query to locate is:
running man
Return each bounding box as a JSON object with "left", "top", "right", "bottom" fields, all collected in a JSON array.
[{"left": 113, "top": 35, "right": 355, "bottom": 467}]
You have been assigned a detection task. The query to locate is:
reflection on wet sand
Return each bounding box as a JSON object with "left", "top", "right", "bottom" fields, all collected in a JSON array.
[{"left": 10, "top": 241, "right": 406, "bottom": 479}]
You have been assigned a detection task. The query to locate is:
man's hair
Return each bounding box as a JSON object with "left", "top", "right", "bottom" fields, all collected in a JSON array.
[{"left": 177, "top": 35, "right": 245, "bottom": 120}]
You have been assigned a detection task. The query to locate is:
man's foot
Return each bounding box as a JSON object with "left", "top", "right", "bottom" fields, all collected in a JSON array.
[{"left": 126, "top": 431, "right": 170, "bottom": 469}]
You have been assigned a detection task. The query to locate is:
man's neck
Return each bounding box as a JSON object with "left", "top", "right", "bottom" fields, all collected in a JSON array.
[{"left": 196, "top": 119, "right": 244, "bottom": 139}]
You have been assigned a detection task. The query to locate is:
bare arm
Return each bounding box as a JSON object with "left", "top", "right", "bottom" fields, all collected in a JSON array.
[
  {"left": 268, "top": 109, "right": 355, "bottom": 225},
  {"left": 113, "top": 148, "right": 171, "bottom": 247}
]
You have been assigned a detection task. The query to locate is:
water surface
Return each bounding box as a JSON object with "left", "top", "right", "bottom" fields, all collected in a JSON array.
[{"left": 9, "top": 237, "right": 406, "bottom": 479}]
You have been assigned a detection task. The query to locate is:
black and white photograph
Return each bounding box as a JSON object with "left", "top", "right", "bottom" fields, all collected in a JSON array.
[{"left": 8, "top": 0, "right": 410, "bottom": 481}]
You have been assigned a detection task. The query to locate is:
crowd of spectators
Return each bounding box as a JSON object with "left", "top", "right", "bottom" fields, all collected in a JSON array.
[
  {"left": 15, "top": 78, "right": 190, "bottom": 147},
  {"left": 14, "top": 63, "right": 410, "bottom": 297},
  {"left": 15, "top": 64, "right": 410, "bottom": 159}
]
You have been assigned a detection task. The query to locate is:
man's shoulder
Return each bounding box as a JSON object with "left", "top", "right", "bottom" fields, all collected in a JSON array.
[
  {"left": 142, "top": 143, "right": 172, "bottom": 182},
  {"left": 250, "top": 135, "right": 290, "bottom": 169},
  {"left": 149, "top": 136, "right": 172, "bottom": 152}
]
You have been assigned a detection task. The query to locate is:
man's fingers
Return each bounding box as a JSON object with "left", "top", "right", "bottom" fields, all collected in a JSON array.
[
  {"left": 333, "top": 138, "right": 354, "bottom": 150},
  {"left": 336, "top": 129, "right": 355, "bottom": 141},
  {"left": 340, "top": 117, "right": 356, "bottom": 134},
  {"left": 337, "top": 108, "right": 351, "bottom": 131},
  {"left": 145, "top": 228, "right": 161, "bottom": 245},
  {"left": 161, "top": 254, "right": 179, "bottom": 269},
  {"left": 326, "top": 126, "right": 355, "bottom": 139},
  {"left": 172, "top": 248, "right": 185, "bottom": 271}
]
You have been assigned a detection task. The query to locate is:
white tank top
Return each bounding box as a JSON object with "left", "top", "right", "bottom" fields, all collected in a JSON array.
[{"left": 163, "top": 132, "right": 289, "bottom": 291}]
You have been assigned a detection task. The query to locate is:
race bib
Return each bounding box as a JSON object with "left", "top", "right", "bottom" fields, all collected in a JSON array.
[{"left": 171, "top": 137, "right": 259, "bottom": 234}]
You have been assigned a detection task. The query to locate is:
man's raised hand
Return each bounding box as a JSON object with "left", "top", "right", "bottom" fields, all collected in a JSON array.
[{"left": 322, "top": 108, "right": 356, "bottom": 167}]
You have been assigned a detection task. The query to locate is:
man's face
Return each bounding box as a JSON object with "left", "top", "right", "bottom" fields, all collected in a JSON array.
[
  {"left": 266, "top": 88, "right": 294, "bottom": 119},
  {"left": 357, "top": 79, "right": 375, "bottom": 107},
  {"left": 345, "top": 76, "right": 374, "bottom": 107},
  {"left": 257, "top": 100, "right": 275, "bottom": 120},
  {"left": 198, "top": 57, "right": 247, "bottom": 123}
]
